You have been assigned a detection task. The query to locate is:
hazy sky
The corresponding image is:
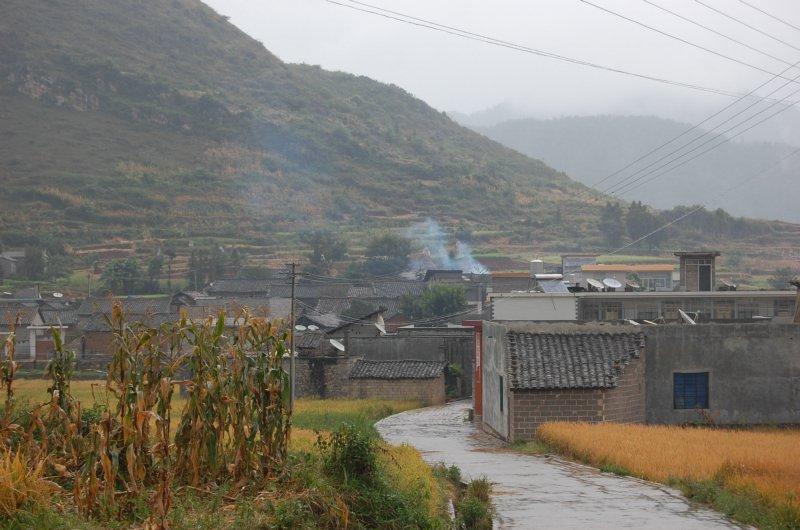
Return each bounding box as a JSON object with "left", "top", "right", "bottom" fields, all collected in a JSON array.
[{"left": 205, "top": 0, "right": 800, "bottom": 121}]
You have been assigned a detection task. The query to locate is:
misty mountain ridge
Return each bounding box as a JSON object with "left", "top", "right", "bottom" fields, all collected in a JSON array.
[
  {"left": 450, "top": 102, "right": 800, "bottom": 148},
  {"left": 472, "top": 114, "right": 800, "bottom": 223}
]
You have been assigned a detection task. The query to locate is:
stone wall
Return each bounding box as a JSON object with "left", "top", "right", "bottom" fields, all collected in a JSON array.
[
  {"left": 349, "top": 376, "right": 445, "bottom": 405},
  {"left": 480, "top": 321, "right": 509, "bottom": 439},
  {"left": 508, "top": 388, "right": 604, "bottom": 442},
  {"left": 283, "top": 356, "right": 354, "bottom": 399}
]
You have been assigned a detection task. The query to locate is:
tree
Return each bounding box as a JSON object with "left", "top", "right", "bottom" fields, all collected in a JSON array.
[
  {"left": 102, "top": 258, "right": 149, "bottom": 294},
  {"left": 768, "top": 267, "right": 797, "bottom": 290},
  {"left": 19, "top": 246, "right": 45, "bottom": 279},
  {"left": 44, "top": 254, "right": 72, "bottom": 280},
  {"left": 305, "top": 230, "right": 347, "bottom": 275},
  {"left": 357, "top": 233, "right": 413, "bottom": 276},
  {"left": 625, "top": 201, "right": 665, "bottom": 250},
  {"left": 400, "top": 284, "right": 468, "bottom": 320},
  {"left": 147, "top": 254, "right": 164, "bottom": 279},
  {"left": 599, "top": 202, "right": 624, "bottom": 248}
]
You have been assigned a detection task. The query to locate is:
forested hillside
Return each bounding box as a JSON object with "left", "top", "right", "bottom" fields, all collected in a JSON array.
[{"left": 0, "top": 0, "right": 796, "bottom": 258}]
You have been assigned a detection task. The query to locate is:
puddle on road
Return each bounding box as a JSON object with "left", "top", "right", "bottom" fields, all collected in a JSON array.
[{"left": 377, "top": 401, "right": 747, "bottom": 530}]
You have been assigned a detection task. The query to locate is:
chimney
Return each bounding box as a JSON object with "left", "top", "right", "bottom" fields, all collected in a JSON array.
[{"left": 529, "top": 259, "right": 544, "bottom": 277}]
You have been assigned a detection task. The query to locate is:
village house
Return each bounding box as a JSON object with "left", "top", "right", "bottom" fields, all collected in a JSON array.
[
  {"left": 472, "top": 321, "right": 800, "bottom": 441},
  {"left": 348, "top": 359, "right": 448, "bottom": 405}
]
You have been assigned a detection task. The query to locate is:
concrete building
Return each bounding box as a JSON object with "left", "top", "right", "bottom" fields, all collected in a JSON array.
[
  {"left": 475, "top": 321, "right": 800, "bottom": 441},
  {"left": 645, "top": 324, "right": 800, "bottom": 425},
  {"left": 577, "top": 263, "right": 675, "bottom": 292},
  {"left": 349, "top": 359, "right": 448, "bottom": 405},
  {"left": 675, "top": 251, "right": 720, "bottom": 292},
  {"left": 491, "top": 290, "right": 796, "bottom": 323}
]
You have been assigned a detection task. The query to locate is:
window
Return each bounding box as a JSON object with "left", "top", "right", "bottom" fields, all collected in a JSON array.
[
  {"left": 499, "top": 376, "right": 504, "bottom": 412},
  {"left": 673, "top": 372, "right": 709, "bottom": 409}
]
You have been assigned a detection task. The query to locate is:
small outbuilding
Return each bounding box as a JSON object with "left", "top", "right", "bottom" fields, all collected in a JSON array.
[
  {"left": 480, "top": 322, "right": 645, "bottom": 441},
  {"left": 349, "top": 359, "right": 448, "bottom": 405}
]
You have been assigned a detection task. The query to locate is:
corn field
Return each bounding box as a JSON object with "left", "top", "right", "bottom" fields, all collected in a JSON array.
[{"left": 0, "top": 304, "right": 291, "bottom": 528}]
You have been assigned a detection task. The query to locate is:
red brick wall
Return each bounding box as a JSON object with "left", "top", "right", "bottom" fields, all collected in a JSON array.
[
  {"left": 509, "top": 389, "right": 604, "bottom": 442},
  {"left": 349, "top": 376, "right": 445, "bottom": 405},
  {"left": 603, "top": 353, "right": 646, "bottom": 423}
]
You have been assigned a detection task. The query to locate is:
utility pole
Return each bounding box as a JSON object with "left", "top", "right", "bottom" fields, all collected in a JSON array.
[
  {"left": 86, "top": 273, "right": 91, "bottom": 297},
  {"left": 289, "top": 262, "right": 297, "bottom": 411}
]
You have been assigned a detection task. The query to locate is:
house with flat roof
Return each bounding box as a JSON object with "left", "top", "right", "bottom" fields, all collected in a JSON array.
[{"left": 577, "top": 263, "right": 675, "bottom": 292}]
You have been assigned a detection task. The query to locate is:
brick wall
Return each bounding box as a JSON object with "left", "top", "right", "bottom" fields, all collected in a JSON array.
[
  {"left": 349, "top": 376, "right": 445, "bottom": 405},
  {"left": 509, "top": 388, "right": 604, "bottom": 442},
  {"left": 603, "top": 353, "right": 646, "bottom": 423}
]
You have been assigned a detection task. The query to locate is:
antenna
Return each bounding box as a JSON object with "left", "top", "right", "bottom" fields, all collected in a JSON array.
[
  {"left": 294, "top": 324, "right": 307, "bottom": 332},
  {"left": 307, "top": 325, "right": 319, "bottom": 331},
  {"left": 329, "top": 338, "right": 345, "bottom": 352},
  {"left": 602, "top": 278, "right": 623, "bottom": 290},
  {"left": 52, "top": 292, "right": 64, "bottom": 298},
  {"left": 642, "top": 320, "right": 658, "bottom": 325},
  {"left": 375, "top": 322, "right": 387, "bottom": 335}
]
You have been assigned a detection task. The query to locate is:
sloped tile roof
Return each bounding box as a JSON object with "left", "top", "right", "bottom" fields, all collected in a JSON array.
[
  {"left": 505, "top": 331, "right": 644, "bottom": 390},
  {"left": 81, "top": 312, "right": 177, "bottom": 332},
  {"left": 372, "top": 281, "right": 425, "bottom": 298},
  {"left": 41, "top": 309, "right": 78, "bottom": 326},
  {"left": 295, "top": 330, "right": 326, "bottom": 349},
  {"left": 0, "top": 303, "right": 39, "bottom": 326},
  {"left": 349, "top": 359, "right": 447, "bottom": 380},
  {"left": 77, "top": 297, "right": 172, "bottom": 316}
]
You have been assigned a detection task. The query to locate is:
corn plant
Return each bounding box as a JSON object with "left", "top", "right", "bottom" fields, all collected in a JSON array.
[{"left": 0, "top": 316, "right": 20, "bottom": 446}]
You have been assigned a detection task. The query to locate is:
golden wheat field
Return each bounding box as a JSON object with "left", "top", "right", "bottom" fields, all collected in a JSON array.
[{"left": 538, "top": 422, "right": 800, "bottom": 512}]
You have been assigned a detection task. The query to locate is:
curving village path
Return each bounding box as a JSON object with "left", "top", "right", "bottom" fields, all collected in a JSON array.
[{"left": 376, "top": 401, "right": 744, "bottom": 529}]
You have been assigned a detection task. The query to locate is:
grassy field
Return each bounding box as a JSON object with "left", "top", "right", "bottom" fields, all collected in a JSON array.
[{"left": 533, "top": 422, "right": 800, "bottom": 529}]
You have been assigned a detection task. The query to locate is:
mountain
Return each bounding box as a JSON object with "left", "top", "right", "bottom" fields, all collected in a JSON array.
[
  {"left": 0, "top": 0, "right": 797, "bottom": 259},
  {"left": 476, "top": 115, "right": 800, "bottom": 223}
]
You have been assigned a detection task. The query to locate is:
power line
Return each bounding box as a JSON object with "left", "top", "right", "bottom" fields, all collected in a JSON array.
[
  {"left": 602, "top": 67, "right": 800, "bottom": 194},
  {"left": 613, "top": 93, "right": 800, "bottom": 196},
  {"left": 640, "top": 0, "right": 795, "bottom": 67},
  {"left": 735, "top": 0, "right": 800, "bottom": 34},
  {"left": 607, "top": 146, "right": 800, "bottom": 254},
  {"left": 579, "top": 0, "right": 800, "bottom": 82},
  {"left": 694, "top": 0, "right": 800, "bottom": 53},
  {"left": 591, "top": 56, "right": 800, "bottom": 188},
  {"left": 325, "top": 0, "right": 764, "bottom": 99}
]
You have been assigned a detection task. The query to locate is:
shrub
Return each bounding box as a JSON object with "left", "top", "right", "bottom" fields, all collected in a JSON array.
[{"left": 317, "top": 423, "right": 377, "bottom": 483}]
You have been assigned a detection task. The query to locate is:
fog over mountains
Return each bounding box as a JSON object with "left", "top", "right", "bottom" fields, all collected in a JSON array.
[{"left": 452, "top": 109, "right": 800, "bottom": 223}]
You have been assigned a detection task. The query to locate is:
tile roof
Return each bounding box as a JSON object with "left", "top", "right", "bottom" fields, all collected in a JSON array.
[
  {"left": 349, "top": 359, "right": 448, "bottom": 380},
  {"left": 295, "top": 330, "right": 326, "bottom": 349},
  {"left": 372, "top": 281, "right": 425, "bottom": 298},
  {"left": 0, "top": 303, "right": 39, "bottom": 326},
  {"left": 505, "top": 331, "right": 644, "bottom": 390},
  {"left": 41, "top": 309, "right": 78, "bottom": 326},
  {"left": 77, "top": 297, "right": 172, "bottom": 316},
  {"left": 347, "top": 285, "right": 376, "bottom": 297},
  {"left": 81, "top": 312, "right": 177, "bottom": 332}
]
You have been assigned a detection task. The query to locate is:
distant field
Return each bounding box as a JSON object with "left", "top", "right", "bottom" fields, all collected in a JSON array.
[{"left": 535, "top": 422, "right": 800, "bottom": 528}]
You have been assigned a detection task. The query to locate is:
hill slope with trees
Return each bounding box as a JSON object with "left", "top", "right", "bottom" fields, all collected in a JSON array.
[{"left": 0, "top": 0, "right": 797, "bottom": 262}]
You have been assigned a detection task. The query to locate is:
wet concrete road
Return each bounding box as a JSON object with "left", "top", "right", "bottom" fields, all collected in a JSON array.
[{"left": 376, "top": 401, "right": 741, "bottom": 529}]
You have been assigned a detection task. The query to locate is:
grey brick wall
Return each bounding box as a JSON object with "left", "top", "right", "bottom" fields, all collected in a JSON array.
[
  {"left": 509, "top": 388, "right": 604, "bottom": 442},
  {"left": 349, "top": 376, "right": 445, "bottom": 405},
  {"left": 603, "top": 352, "right": 646, "bottom": 423}
]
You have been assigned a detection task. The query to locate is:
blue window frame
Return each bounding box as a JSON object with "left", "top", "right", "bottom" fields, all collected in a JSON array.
[{"left": 673, "top": 372, "right": 709, "bottom": 409}]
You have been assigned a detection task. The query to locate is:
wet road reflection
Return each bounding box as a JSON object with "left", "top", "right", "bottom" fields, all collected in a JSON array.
[{"left": 376, "top": 401, "right": 743, "bottom": 529}]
